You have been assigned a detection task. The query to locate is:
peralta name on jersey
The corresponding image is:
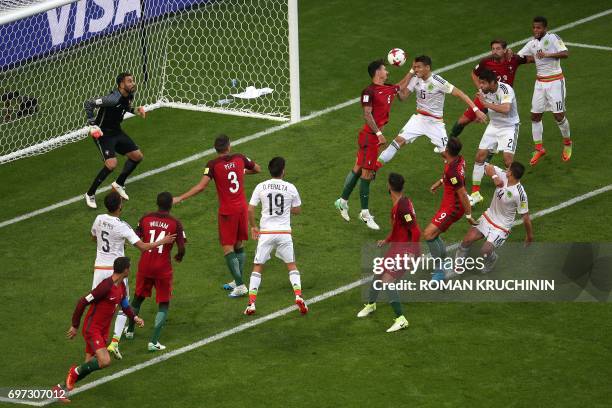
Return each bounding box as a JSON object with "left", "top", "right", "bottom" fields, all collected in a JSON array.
[{"left": 263, "top": 183, "right": 288, "bottom": 191}]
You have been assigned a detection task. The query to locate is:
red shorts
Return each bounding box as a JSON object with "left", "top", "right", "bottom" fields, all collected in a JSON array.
[
  {"left": 355, "top": 130, "right": 380, "bottom": 170},
  {"left": 431, "top": 204, "right": 465, "bottom": 232},
  {"left": 83, "top": 329, "right": 107, "bottom": 355},
  {"left": 136, "top": 273, "right": 173, "bottom": 303},
  {"left": 462, "top": 97, "right": 486, "bottom": 121},
  {"left": 218, "top": 210, "right": 249, "bottom": 246},
  {"left": 381, "top": 244, "right": 422, "bottom": 279}
]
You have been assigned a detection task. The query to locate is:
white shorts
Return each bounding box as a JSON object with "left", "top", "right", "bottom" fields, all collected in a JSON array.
[
  {"left": 398, "top": 114, "right": 448, "bottom": 151},
  {"left": 254, "top": 233, "right": 295, "bottom": 264},
  {"left": 479, "top": 123, "right": 519, "bottom": 154},
  {"left": 92, "top": 268, "right": 129, "bottom": 298},
  {"left": 475, "top": 215, "right": 510, "bottom": 248},
  {"left": 531, "top": 78, "right": 566, "bottom": 113}
]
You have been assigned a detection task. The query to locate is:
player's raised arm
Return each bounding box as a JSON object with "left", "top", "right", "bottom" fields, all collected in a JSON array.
[
  {"left": 451, "top": 87, "right": 487, "bottom": 123},
  {"left": 484, "top": 163, "right": 505, "bottom": 188},
  {"left": 174, "top": 174, "right": 211, "bottom": 204},
  {"left": 396, "top": 67, "right": 415, "bottom": 100},
  {"left": 477, "top": 90, "right": 511, "bottom": 114},
  {"left": 456, "top": 186, "right": 477, "bottom": 225}
]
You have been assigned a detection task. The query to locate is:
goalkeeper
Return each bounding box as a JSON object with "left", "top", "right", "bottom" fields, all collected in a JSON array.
[{"left": 83, "top": 72, "right": 146, "bottom": 208}]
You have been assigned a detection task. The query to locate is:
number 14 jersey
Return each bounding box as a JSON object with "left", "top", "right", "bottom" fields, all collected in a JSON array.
[{"left": 249, "top": 179, "right": 301, "bottom": 233}]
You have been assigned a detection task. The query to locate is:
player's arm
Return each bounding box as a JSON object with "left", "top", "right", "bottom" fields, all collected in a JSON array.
[
  {"left": 290, "top": 188, "right": 302, "bottom": 215},
  {"left": 363, "top": 105, "right": 381, "bottom": 135},
  {"left": 430, "top": 177, "right": 443, "bottom": 193},
  {"left": 538, "top": 50, "right": 568, "bottom": 59},
  {"left": 522, "top": 213, "right": 534, "bottom": 246},
  {"left": 247, "top": 204, "right": 260, "bottom": 240},
  {"left": 67, "top": 280, "right": 113, "bottom": 338},
  {"left": 83, "top": 92, "right": 121, "bottom": 125},
  {"left": 451, "top": 87, "right": 487, "bottom": 123},
  {"left": 477, "top": 91, "right": 511, "bottom": 114},
  {"left": 174, "top": 222, "right": 187, "bottom": 263},
  {"left": 120, "top": 297, "right": 144, "bottom": 327},
  {"left": 470, "top": 70, "right": 480, "bottom": 89},
  {"left": 396, "top": 69, "right": 415, "bottom": 100},
  {"left": 245, "top": 162, "right": 261, "bottom": 175},
  {"left": 134, "top": 233, "right": 176, "bottom": 252},
  {"left": 457, "top": 186, "right": 478, "bottom": 225},
  {"left": 484, "top": 163, "right": 505, "bottom": 188},
  {"left": 174, "top": 175, "right": 211, "bottom": 204}
]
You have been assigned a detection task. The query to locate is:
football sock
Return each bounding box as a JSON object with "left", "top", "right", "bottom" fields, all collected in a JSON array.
[
  {"left": 368, "top": 279, "right": 380, "bottom": 304},
  {"left": 455, "top": 244, "right": 470, "bottom": 261},
  {"left": 234, "top": 247, "right": 246, "bottom": 276},
  {"left": 87, "top": 166, "right": 113, "bottom": 196},
  {"left": 75, "top": 358, "right": 100, "bottom": 382},
  {"left": 386, "top": 289, "right": 403, "bottom": 317},
  {"left": 115, "top": 159, "right": 140, "bottom": 186},
  {"left": 248, "top": 271, "right": 261, "bottom": 303},
  {"left": 224, "top": 252, "right": 243, "bottom": 286},
  {"left": 557, "top": 117, "right": 571, "bottom": 139},
  {"left": 449, "top": 121, "right": 465, "bottom": 138},
  {"left": 532, "top": 121, "right": 543, "bottom": 146},
  {"left": 378, "top": 140, "right": 401, "bottom": 163},
  {"left": 289, "top": 270, "right": 302, "bottom": 296},
  {"left": 151, "top": 302, "right": 169, "bottom": 344},
  {"left": 359, "top": 178, "right": 370, "bottom": 210},
  {"left": 485, "top": 151, "right": 495, "bottom": 163},
  {"left": 113, "top": 311, "right": 128, "bottom": 340},
  {"left": 472, "top": 162, "right": 485, "bottom": 192},
  {"left": 341, "top": 171, "right": 360, "bottom": 200},
  {"left": 427, "top": 236, "right": 447, "bottom": 259},
  {"left": 126, "top": 296, "right": 145, "bottom": 333}
]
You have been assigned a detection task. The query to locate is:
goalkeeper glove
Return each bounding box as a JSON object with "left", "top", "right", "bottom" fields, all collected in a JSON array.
[{"left": 88, "top": 125, "right": 103, "bottom": 139}]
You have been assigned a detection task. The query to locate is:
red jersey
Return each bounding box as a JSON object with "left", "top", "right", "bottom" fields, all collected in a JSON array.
[
  {"left": 387, "top": 196, "right": 421, "bottom": 244},
  {"left": 360, "top": 83, "right": 400, "bottom": 133},
  {"left": 441, "top": 156, "right": 466, "bottom": 208},
  {"left": 72, "top": 277, "right": 134, "bottom": 332},
  {"left": 136, "top": 211, "right": 186, "bottom": 278},
  {"left": 473, "top": 55, "right": 526, "bottom": 86},
  {"left": 204, "top": 154, "right": 255, "bottom": 215}
]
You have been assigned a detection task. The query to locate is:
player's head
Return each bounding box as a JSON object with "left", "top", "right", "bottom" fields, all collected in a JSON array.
[
  {"left": 507, "top": 161, "right": 525, "bottom": 181},
  {"left": 157, "top": 191, "right": 173, "bottom": 212},
  {"left": 214, "top": 134, "right": 231, "bottom": 154},
  {"left": 478, "top": 69, "right": 498, "bottom": 93},
  {"left": 446, "top": 137, "right": 462, "bottom": 157},
  {"left": 532, "top": 16, "right": 548, "bottom": 38},
  {"left": 116, "top": 72, "right": 136, "bottom": 95},
  {"left": 104, "top": 191, "right": 123, "bottom": 214},
  {"left": 113, "top": 256, "right": 131, "bottom": 276},
  {"left": 268, "top": 156, "right": 285, "bottom": 178},
  {"left": 413, "top": 55, "right": 432, "bottom": 78},
  {"left": 368, "top": 59, "right": 388, "bottom": 82},
  {"left": 387, "top": 172, "right": 405, "bottom": 194},
  {"left": 490, "top": 39, "right": 507, "bottom": 60}
]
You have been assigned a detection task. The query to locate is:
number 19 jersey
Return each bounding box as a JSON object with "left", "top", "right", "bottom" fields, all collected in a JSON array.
[
  {"left": 204, "top": 153, "right": 255, "bottom": 215},
  {"left": 249, "top": 179, "right": 301, "bottom": 233},
  {"left": 91, "top": 214, "right": 140, "bottom": 267}
]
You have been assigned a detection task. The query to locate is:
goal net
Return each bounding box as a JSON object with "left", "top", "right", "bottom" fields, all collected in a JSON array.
[{"left": 0, "top": 0, "right": 300, "bottom": 164}]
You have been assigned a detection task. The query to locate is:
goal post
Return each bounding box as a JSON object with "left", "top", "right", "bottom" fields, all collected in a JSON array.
[{"left": 0, "top": 0, "right": 301, "bottom": 164}]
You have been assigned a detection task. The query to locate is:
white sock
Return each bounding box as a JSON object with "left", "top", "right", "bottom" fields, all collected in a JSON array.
[
  {"left": 557, "top": 117, "right": 571, "bottom": 138},
  {"left": 532, "top": 121, "right": 543, "bottom": 144},
  {"left": 360, "top": 209, "right": 371, "bottom": 218},
  {"left": 378, "top": 140, "right": 401, "bottom": 163},
  {"left": 113, "top": 312, "right": 128, "bottom": 339},
  {"left": 249, "top": 272, "right": 261, "bottom": 296},
  {"left": 472, "top": 162, "right": 485, "bottom": 189},
  {"left": 289, "top": 270, "right": 301, "bottom": 294}
]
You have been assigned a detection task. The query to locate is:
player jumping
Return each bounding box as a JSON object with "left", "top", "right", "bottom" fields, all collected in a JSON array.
[
  {"left": 84, "top": 72, "right": 146, "bottom": 208},
  {"left": 244, "top": 157, "right": 307, "bottom": 316},
  {"left": 357, "top": 172, "right": 421, "bottom": 333},
  {"left": 125, "top": 192, "right": 187, "bottom": 351},
  {"left": 334, "top": 58, "right": 413, "bottom": 230},
  {"left": 517, "top": 16, "right": 571, "bottom": 165},
  {"left": 174, "top": 134, "right": 261, "bottom": 297},
  {"left": 377, "top": 55, "right": 487, "bottom": 165}
]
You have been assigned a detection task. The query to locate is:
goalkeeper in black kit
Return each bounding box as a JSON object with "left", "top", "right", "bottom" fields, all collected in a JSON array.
[{"left": 83, "top": 72, "right": 146, "bottom": 209}]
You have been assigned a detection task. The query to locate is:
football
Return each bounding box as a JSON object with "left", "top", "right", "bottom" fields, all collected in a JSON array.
[{"left": 387, "top": 48, "right": 407, "bottom": 66}]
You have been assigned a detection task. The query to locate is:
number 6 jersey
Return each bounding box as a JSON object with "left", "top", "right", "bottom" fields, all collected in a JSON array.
[
  {"left": 91, "top": 214, "right": 140, "bottom": 267},
  {"left": 249, "top": 179, "right": 301, "bottom": 233}
]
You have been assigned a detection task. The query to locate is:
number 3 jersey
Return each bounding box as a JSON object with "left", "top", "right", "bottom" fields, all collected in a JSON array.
[
  {"left": 249, "top": 179, "right": 301, "bottom": 233},
  {"left": 91, "top": 214, "right": 140, "bottom": 267},
  {"left": 136, "top": 212, "right": 187, "bottom": 278},
  {"left": 205, "top": 153, "right": 256, "bottom": 215}
]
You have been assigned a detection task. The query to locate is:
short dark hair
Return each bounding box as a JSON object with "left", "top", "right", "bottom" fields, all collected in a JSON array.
[
  {"left": 446, "top": 137, "right": 462, "bottom": 156},
  {"left": 157, "top": 191, "right": 173, "bottom": 212},
  {"left": 490, "top": 39, "right": 507, "bottom": 49},
  {"left": 533, "top": 16, "right": 548, "bottom": 27},
  {"left": 104, "top": 191, "right": 122, "bottom": 213},
  {"left": 116, "top": 72, "right": 133, "bottom": 86},
  {"left": 368, "top": 59, "right": 385, "bottom": 78},
  {"left": 388, "top": 172, "right": 405, "bottom": 193},
  {"left": 214, "top": 134, "right": 230, "bottom": 153},
  {"left": 509, "top": 162, "right": 525, "bottom": 179},
  {"left": 478, "top": 69, "right": 497, "bottom": 82},
  {"left": 113, "top": 256, "right": 131, "bottom": 274},
  {"left": 268, "top": 156, "right": 285, "bottom": 178},
  {"left": 414, "top": 55, "right": 432, "bottom": 68}
]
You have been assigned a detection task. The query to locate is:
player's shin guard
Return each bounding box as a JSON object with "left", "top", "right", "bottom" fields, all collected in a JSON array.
[
  {"left": 115, "top": 159, "right": 140, "bottom": 186},
  {"left": 289, "top": 270, "right": 302, "bottom": 296},
  {"left": 386, "top": 288, "right": 403, "bottom": 317},
  {"left": 359, "top": 179, "right": 371, "bottom": 210},
  {"left": 224, "top": 252, "right": 244, "bottom": 286},
  {"left": 532, "top": 121, "right": 544, "bottom": 147},
  {"left": 235, "top": 247, "right": 246, "bottom": 276},
  {"left": 341, "top": 171, "right": 360, "bottom": 200},
  {"left": 378, "top": 141, "right": 401, "bottom": 164},
  {"left": 151, "top": 303, "right": 169, "bottom": 344},
  {"left": 248, "top": 272, "right": 261, "bottom": 303},
  {"left": 87, "top": 166, "right": 113, "bottom": 196},
  {"left": 368, "top": 278, "right": 380, "bottom": 304},
  {"left": 126, "top": 296, "right": 145, "bottom": 333},
  {"left": 113, "top": 311, "right": 128, "bottom": 340},
  {"left": 449, "top": 121, "right": 465, "bottom": 138},
  {"left": 472, "top": 162, "right": 485, "bottom": 193},
  {"left": 427, "top": 236, "right": 447, "bottom": 259},
  {"left": 556, "top": 117, "right": 571, "bottom": 139}
]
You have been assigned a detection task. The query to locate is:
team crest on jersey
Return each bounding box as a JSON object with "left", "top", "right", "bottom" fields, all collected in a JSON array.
[
  {"left": 428, "top": 83, "right": 434, "bottom": 91},
  {"left": 506, "top": 191, "right": 513, "bottom": 198},
  {"left": 404, "top": 214, "right": 412, "bottom": 222},
  {"left": 450, "top": 177, "right": 458, "bottom": 185},
  {"left": 544, "top": 39, "right": 550, "bottom": 46}
]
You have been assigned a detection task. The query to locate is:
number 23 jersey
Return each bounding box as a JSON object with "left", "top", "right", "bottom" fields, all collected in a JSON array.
[
  {"left": 249, "top": 178, "right": 301, "bottom": 233},
  {"left": 204, "top": 154, "right": 255, "bottom": 215}
]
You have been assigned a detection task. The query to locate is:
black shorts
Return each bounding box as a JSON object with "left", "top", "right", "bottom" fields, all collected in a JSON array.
[{"left": 93, "top": 130, "right": 139, "bottom": 161}]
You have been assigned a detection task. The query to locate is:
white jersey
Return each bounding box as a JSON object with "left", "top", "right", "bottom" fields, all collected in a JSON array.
[
  {"left": 518, "top": 32, "right": 567, "bottom": 77},
  {"left": 91, "top": 214, "right": 140, "bottom": 267},
  {"left": 407, "top": 74, "right": 454, "bottom": 118},
  {"left": 482, "top": 82, "right": 519, "bottom": 127},
  {"left": 249, "top": 178, "right": 301, "bottom": 232},
  {"left": 484, "top": 166, "right": 529, "bottom": 231}
]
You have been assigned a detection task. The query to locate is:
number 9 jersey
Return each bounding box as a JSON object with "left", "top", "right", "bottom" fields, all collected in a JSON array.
[{"left": 249, "top": 179, "right": 301, "bottom": 233}]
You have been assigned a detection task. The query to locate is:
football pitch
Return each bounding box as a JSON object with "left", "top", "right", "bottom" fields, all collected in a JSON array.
[{"left": 1, "top": 1, "right": 612, "bottom": 406}]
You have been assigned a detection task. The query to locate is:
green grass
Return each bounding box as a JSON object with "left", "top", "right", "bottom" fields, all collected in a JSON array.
[{"left": 1, "top": 0, "right": 612, "bottom": 406}]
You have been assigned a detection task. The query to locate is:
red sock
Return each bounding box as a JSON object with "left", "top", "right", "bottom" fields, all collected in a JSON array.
[
  {"left": 294, "top": 289, "right": 302, "bottom": 297},
  {"left": 535, "top": 143, "right": 543, "bottom": 151},
  {"left": 248, "top": 294, "right": 257, "bottom": 304},
  {"left": 471, "top": 185, "right": 480, "bottom": 193},
  {"left": 563, "top": 138, "right": 572, "bottom": 146}
]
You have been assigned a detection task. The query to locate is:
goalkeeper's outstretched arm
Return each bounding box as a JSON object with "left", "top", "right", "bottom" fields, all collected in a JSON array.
[{"left": 83, "top": 91, "right": 126, "bottom": 125}]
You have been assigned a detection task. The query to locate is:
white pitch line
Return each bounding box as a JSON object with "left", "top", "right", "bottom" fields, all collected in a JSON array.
[
  {"left": 1, "top": 8, "right": 611, "bottom": 230},
  {"left": 565, "top": 41, "right": 612, "bottom": 51}
]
